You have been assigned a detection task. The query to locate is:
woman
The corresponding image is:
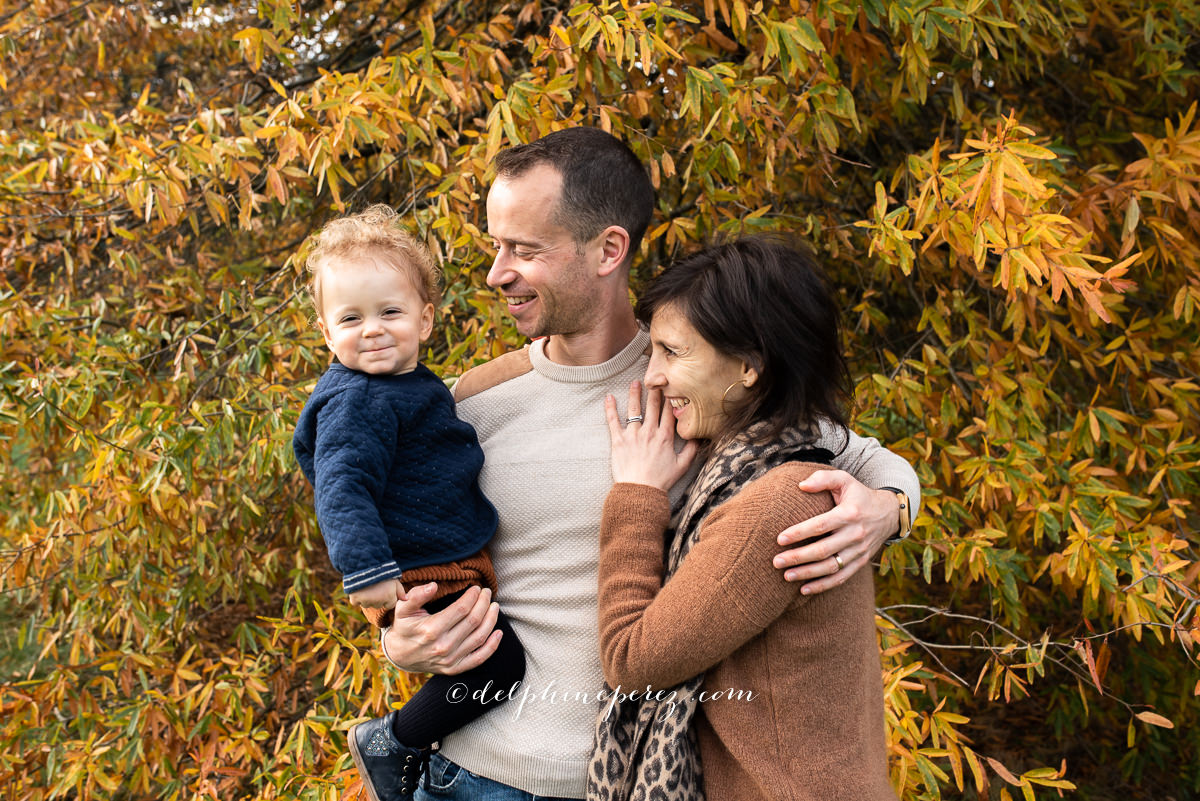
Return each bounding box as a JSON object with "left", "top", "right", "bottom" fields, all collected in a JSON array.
[{"left": 587, "top": 237, "right": 896, "bottom": 801}]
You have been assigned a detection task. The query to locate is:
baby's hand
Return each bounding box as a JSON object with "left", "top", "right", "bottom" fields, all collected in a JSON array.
[{"left": 349, "top": 578, "right": 408, "bottom": 609}]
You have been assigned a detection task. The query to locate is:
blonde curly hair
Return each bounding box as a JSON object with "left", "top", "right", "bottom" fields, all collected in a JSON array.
[{"left": 305, "top": 204, "right": 442, "bottom": 315}]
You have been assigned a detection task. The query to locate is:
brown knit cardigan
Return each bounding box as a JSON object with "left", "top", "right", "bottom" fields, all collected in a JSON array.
[{"left": 598, "top": 462, "right": 897, "bottom": 801}]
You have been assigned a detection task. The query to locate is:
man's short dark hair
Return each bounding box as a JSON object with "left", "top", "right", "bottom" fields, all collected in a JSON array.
[
  {"left": 636, "top": 235, "right": 852, "bottom": 445},
  {"left": 492, "top": 127, "right": 654, "bottom": 265}
]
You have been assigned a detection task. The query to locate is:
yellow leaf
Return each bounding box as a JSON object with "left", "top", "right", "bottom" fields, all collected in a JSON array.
[
  {"left": 990, "top": 156, "right": 1006, "bottom": 219},
  {"left": 324, "top": 643, "right": 342, "bottom": 686},
  {"left": 1008, "top": 142, "right": 1056, "bottom": 160}
]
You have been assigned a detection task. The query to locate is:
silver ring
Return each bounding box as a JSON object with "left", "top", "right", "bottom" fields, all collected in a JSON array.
[
  {"left": 625, "top": 415, "right": 644, "bottom": 424},
  {"left": 833, "top": 553, "right": 844, "bottom": 571}
]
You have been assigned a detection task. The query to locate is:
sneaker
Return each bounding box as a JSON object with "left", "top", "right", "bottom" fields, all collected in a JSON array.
[{"left": 348, "top": 711, "right": 431, "bottom": 801}]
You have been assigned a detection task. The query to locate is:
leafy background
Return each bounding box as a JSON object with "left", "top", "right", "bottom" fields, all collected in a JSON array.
[{"left": 1, "top": 1, "right": 1197, "bottom": 799}]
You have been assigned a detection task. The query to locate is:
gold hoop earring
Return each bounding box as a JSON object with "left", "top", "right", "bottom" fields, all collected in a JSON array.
[{"left": 721, "top": 378, "right": 749, "bottom": 414}]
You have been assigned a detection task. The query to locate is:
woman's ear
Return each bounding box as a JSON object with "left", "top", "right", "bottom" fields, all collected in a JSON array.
[{"left": 740, "top": 359, "right": 759, "bottom": 388}]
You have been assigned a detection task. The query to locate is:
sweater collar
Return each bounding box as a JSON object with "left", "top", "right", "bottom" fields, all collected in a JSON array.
[{"left": 528, "top": 328, "right": 649, "bottom": 384}]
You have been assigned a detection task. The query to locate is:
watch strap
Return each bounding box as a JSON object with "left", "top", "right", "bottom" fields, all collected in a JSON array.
[{"left": 881, "top": 486, "right": 912, "bottom": 542}]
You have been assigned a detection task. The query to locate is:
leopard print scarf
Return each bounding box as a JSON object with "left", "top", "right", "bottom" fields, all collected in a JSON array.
[{"left": 586, "top": 423, "right": 831, "bottom": 801}]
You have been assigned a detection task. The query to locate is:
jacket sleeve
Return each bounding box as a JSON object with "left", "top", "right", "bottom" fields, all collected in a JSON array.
[
  {"left": 819, "top": 418, "right": 922, "bottom": 523},
  {"left": 311, "top": 385, "right": 403, "bottom": 594},
  {"left": 598, "top": 465, "right": 833, "bottom": 690}
]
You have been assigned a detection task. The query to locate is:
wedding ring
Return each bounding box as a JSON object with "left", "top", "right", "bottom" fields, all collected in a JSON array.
[
  {"left": 833, "top": 553, "right": 845, "bottom": 571},
  {"left": 625, "top": 415, "right": 644, "bottom": 424}
]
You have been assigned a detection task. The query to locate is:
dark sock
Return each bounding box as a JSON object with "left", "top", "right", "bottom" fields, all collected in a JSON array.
[{"left": 384, "top": 589, "right": 525, "bottom": 748}]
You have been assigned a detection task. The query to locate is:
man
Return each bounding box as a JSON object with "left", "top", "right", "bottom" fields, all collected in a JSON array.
[{"left": 380, "top": 128, "right": 918, "bottom": 799}]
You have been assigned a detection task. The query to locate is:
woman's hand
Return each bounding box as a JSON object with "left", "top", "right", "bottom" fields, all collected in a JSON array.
[{"left": 605, "top": 381, "right": 698, "bottom": 492}]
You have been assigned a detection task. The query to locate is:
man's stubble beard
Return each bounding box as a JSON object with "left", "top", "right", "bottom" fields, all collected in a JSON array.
[{"left": 524, "top": 250, "right": 601, "bottom": 341}]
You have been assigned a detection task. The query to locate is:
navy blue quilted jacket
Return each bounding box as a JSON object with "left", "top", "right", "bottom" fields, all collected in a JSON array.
[{"left": 293, "top": 363, "right": 497, "bottom": 594}]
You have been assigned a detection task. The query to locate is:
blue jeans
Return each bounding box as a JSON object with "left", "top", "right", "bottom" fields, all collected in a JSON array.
[{"left": 414, "top": 753, "right": 579, "bottom": 801}]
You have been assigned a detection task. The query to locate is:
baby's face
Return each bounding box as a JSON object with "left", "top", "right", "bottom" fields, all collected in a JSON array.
[{"left": 316, "top": 257, "right": 433, "bottom": 375}]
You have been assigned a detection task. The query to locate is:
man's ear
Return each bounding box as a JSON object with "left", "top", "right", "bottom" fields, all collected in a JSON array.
[
  {"left": 596, "top": 225, "right": 632, "bottom": 278},
  {"left": 418, "top": 303, "right": 435, "bottom": 341}
]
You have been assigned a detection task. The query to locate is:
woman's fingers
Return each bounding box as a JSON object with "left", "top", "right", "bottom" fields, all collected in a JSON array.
[
  {"left": 605, "top": 383, "right": 698, "bottom": 491},
  {"left": 626, "top": 380, "right": 643, "bottom": 424},
  {"left": 604, "top": 394, "right": 622, "bottom": 441},
  {"left": 645, "top": 386, "right": 662, "bottom": 431},
  {"left": 678, "top": 437, "right": 699, "bottom": 467},
  {"left": 657, "top": 388, "right": 677, "bottom": 436}
]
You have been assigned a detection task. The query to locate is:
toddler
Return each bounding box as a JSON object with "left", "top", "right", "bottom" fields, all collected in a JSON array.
[{"left": 293, "top": 205, "right": 524, "bottom": 801}]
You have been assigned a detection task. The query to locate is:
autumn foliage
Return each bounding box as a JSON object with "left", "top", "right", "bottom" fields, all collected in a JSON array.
[{"left": 1, "top": 1, "right": 1198, "bottom": 799}]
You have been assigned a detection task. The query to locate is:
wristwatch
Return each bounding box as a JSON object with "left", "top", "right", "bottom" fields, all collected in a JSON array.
[{"left": 881, "top": 486, "right": 912, "bottom": 541}]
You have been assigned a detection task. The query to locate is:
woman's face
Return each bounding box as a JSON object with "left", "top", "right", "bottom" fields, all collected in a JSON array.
[{"left": 645, "top": 303, "right": 757, "bottom": 441}]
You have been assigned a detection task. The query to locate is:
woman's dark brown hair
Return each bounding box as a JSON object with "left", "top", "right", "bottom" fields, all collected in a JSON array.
[{"left": 636, "top": 235, "right": 851, "bottom": 446}]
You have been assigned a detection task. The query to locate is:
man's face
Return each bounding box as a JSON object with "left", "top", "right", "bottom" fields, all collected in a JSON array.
[{"left": 485, "top": 164, "right": 601, "bottom": 340}]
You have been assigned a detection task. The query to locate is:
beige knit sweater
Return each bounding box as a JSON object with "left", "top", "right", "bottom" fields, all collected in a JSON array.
[
  {"left": 599, "top": 466, "right": 897, "bottom": 801},
  {"left": 436, "top": 330, "right": 915, "bottom": 798}
]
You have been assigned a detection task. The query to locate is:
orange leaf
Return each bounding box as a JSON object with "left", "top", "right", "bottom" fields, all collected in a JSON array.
[
  {"left": 1135, "top": 711, "right": 1175, "bottom": 729},
  {"left": 987, "top": 756, "right": 1022, "bottom": 785},
  {"left": 1073, "top": 639, "right": 1105, "bottom": 694}
]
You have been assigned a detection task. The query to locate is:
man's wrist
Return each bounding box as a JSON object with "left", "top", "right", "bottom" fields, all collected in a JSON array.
[
  {"left": 378, "top": 625, "right": 404, "bottom": 669},
  {"left": 880, "top": 486, "right": 912, "bottom": 543}
]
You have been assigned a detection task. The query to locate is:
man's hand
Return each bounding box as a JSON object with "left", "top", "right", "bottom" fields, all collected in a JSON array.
[
  {"left": 349, "top": 577, "right": 407, "bottom": 609},
  {"left": 774, "top": 469, "right": 901, "bottom": 595},
  {"left": 379, "top": 582, "right": 502, "bottom": 675}
]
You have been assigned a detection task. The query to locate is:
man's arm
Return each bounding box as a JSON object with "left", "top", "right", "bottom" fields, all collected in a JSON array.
[
  {"left": 775, "top": 421, "right": 920, "bottom": 594},
  {"left": 600, "top": 469, "right": 827, "bottom": 689}
]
